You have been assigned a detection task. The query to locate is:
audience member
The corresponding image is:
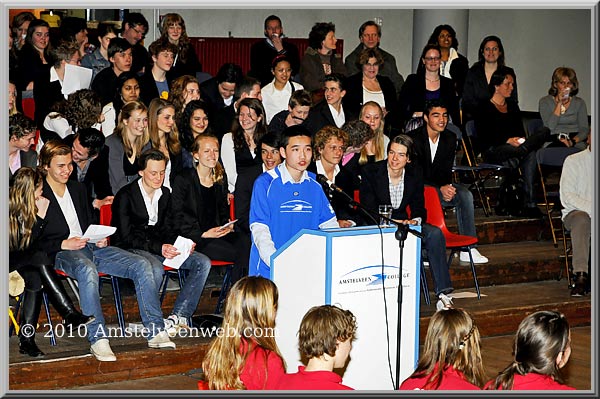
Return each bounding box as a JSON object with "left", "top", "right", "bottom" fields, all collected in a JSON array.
[
  {"left": 147, "top": 98, "right": 184, "bottom": 190},
  {"left": 268, "top": 89, "right": 313, "bottom": 137},
  {"left": 110, "top": 149, "right": 211, "bottom": 336},
  {"left": 358, "top": 101, "right": 390, "bottom": 166},
  {"left": 539, "top": 67, "right": 590, "bottom": 150},
  {"left": 42, "top": 88, "right": 102, "bottom": 142},
  {"left": 462, "top": 35, "right": 518, "bottom": 123},
  {"left": 139, "top": 40, "right": 177, "bottom": 105},
  {"left": 158, "top": 13, "right": 202, "bottom": 81},
  {"left": 180, "top": 99, "right": 212, "bottom": 168},
  {"left": 9, "top": 167, "right": 94, "bottom": 358},
  {"left": 100, "top": 71, "right": 141, "bottom": 137},
  {"left": 11, "top": 11, "right": 35, "bottom": 51},
  {"left": 360, "top": 134, "right": 454, "bottom": 301},
  {"left": 234, "top": 133, "right": 283, "bottom": 236},
  {"left": 221, "top": 98, "right": 267, "bottom": 193},
  {"left": 202, "top": 276, "right": 285, "bottom": 390},
  {"left": 211, "top": 76, "right": 263, "bottom": 141},
  {"left": 171, "top": 134, "right": 251, "bottom": 285},
  {"left": 16, "top": 19, "right": 53, "bottom": 92},
  {"left": 275, "top": 305, "right": 356, "bottom": 390},
  {"left": 81, "top": 22, "right": 118, "bottom": 80},
  {"left": 339, "top": 119, "right": 375, "bottom": 190},
  {"left": 250, "top": 15, "right": 300, "bottom": 87},
  {"left": 249, "top": 125, "right": 338, "bottom": 278},
  {"left": 36, "top": 140, "right": 175, "bottom": 362},
  {"left": 91, "top": 37, "right": 133, "bottom": 106},
  {"left": 309, "top": 126, "right": 360, "bottom": 227},
  {"left": 261, "top": 55, "right": 304, "bottom": 123},
  {"left": 344, "top": 20, "right": 404, "bottom": 96},
  {"left": 398, "top": 44, "right": 460, "bottom": 132},
  {"left": 59, "top": 17, "right": 88, "bottom": 57},
  {"left": 422, "top": 24, "right": 469, "bottom": 98},
  {"left": 8, "top": 113, "right": 38, "bottom": 183},
  {"left": 343, "top": 47, "right": 399, "bottom": 130},
  {"left": 485, "top": 310, "right": 575, "bottom": 390},
  {"left": 120, "top": 12, "right": 149, "bottom": 75},
  {"left": 560, "top": 132, "right": 592, "bottom": 297},
  {"left": 200, "top": 62, "right": 243, "bottom": 113},
  {"left": 305, "top": 73, "right": 355, "bottom": 134},
  {"left": 474, "top": 66, "right": 549, "bottom": 218},
  {"left": 300, "top": 22, "right": 347, "bottom": 99},
  {"left": 106, "top": 100, "right": 150, "bottom": 193},
  {"left": 169, "top": 74, "right": 200, "bottom": 128},
  {"left": 407, "top": 99, "right": 488, "bottom": 264},
  {"left": 400, "top": 307, "right": 484, "bottom": 390}
]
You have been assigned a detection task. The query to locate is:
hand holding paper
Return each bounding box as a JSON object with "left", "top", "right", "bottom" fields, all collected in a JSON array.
[
  {"left": 163, "top": 236, "right": 194, "bottom": 269},
  {"left": 82, "top": 224, "right": 117, "bottom": 244}
]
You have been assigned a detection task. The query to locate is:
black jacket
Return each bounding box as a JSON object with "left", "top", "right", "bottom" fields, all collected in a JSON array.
[{"left": 406, "top": 125, "right": 458, "bottom": 187}]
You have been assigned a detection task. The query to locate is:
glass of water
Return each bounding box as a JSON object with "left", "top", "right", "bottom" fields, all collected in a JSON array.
[{"left": 378, "top": 204, "right": 392, "bottom": 226}]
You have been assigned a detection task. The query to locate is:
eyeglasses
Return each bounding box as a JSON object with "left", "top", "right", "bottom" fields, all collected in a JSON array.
[
  {"left": 423, "top": 57, "right": 441, "bottom": 62},
  {"left": 131, "top": 26, "right": 146, "bottom": 38},
  {"left": 484, "top": 47, "right": 499, "bottom": 52}
]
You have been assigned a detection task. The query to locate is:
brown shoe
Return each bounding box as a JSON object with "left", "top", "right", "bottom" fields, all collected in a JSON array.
[{"left": 570, "top": 272, "right": 588, "bottom": 297}]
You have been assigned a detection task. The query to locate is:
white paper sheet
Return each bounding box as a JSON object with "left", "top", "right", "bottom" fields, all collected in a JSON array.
[
  {"left": 163, "top": 236, "right": 193, "bottom": 269},
  {"left": 82, "top": 224, "right": 117, "bottom": 243},
  {"left": 62, "top": 64, "right": 93, "bottom": 96}
]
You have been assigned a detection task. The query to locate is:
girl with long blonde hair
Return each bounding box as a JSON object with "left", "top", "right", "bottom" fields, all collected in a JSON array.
[
  {"left": 148, "top": 98, "right": 184, "bottom": 190},
  {"left": 202, "top": 276, "right": 285, "bottom": 390},
  {"left": 9, "top": 167, "right": 93, "bottom": 358},
  {"left": 358, "top": 101, "right": 389, "bottom": 165}
]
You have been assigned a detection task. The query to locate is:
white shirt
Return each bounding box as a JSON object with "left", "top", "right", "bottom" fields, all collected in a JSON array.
[
  {"left": 101, "top": 102, "right": 116, "bottom": 137},
  {"left": 362, "top": 86, "right": 385, "bottom": 109},
  {"left": 137, "top": 178, "right": 163, "bottom": 226},
  {"left": 560, "top": 147, "right": 592, "bottom": 219},
  {"left": 328, "top": 103, "right": 346, "bottom": 128},
  {"left": 221, "top": 132, "right": 258, "bottom": 193},
  {"left": 428, "top": 135, "right": 440, "bottom": 161},
  {"left": 261, "top": 80, "right": 304, "bottom": 123},
  {"left": 54, "top": 187, "right": 84, "bottom": 238},
  {"left": 315, "top": 159, "right": 340, "bottom": 183}
]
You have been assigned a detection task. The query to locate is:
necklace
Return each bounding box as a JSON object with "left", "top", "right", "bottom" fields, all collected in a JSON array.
[
  {"left": 491, "top": 97, "right": 507, "bottom": 108},
  {"left": 425, "top": 76, "right": 440, "bottom": 83}
]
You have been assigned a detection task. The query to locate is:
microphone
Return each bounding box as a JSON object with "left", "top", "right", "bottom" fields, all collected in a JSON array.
[{"left": 316, "top": 174, "right": 345, "bottom": 195}]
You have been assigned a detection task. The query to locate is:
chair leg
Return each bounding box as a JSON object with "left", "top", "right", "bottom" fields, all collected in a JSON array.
[
  {"left": 110, "top": 277, "right": 126, "bottom": 332},
  {"left": 420, "top": 261, "right": 431, "bottom": 306},
  {"left": 466, "top": 248, "right": 481, "bottom": 300},
  {"left": 159, "top": 273, "right": 170, "bottom": 304},
  {"left": 42, "top": 292, "right": 57, "bottom": 346},
  {"left": 9, "top": 296, "right": 22, "bottom": 337}
]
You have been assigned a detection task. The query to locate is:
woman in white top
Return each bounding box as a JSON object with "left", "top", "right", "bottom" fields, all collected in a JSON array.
[
  {"left": 220, "top": 98, "right": 267, "bottom": 193},
  {"left": 261, "top": 55, "right": 304, "bottom": 124},
  {"left": 100, "top": 71, "right": 141, "bottom": 137}
]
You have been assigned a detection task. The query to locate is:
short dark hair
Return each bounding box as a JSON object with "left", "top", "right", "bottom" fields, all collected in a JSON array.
[
  {"left": 427, "top": 24, "right": 459, "bottom": 50},
  {"left": 388, "top": 134, "right": 414, "bottom": 159},
  {"left": 488, "top": 66, "right": 516, "bottom": 96},
  {"left": 216, "top": 63, "right": 243, "bottom": 85},
  {"left": 264, "top": 15, "right": 282, "bottom": 30},
  {"left": 289, "top": 90, "right": 312, "bottom": 108},
  {"left": 424, "top": 99, "right": 448, "bottom": 116},
  {"left": 138, "top": 148, "right": 167, "bottom": 170},
  {"left": 59, "top": 17, "right": 87, "bottom": 41},
  {"left": 123, "top": 12, "right": 149, "bottom": 32},
  {"left": 235, "top": 76, "right": 260, "bottom": 98},
  {"left": 308, "top": 22, "right": 335, "bottom": 50},
  {"left": 322, "top": 73, "right": 346, "bottom": 91},
  {"left": 75, "top": 128, "right": 105, "bottom": 158},
  {"left": 280, "top": 125, "right": 312, "bottom": 148},
  {"left": 357, "top": 47, "right": 384, "bottom": 69},
  {"left": 258, "top": 132, "right": 280, "bottom": 149},
  {"left": 9, "top": 113, "right": 37, "bottom": 139},
  {"left": 108, "top": 37, "right": 132, "bottom": 58},
  {"left": 358, "top": 20, "right": 381, "bottom": 37}
]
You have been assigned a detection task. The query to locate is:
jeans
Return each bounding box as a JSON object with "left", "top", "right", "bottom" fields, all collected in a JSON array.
[
  {"left": 54, "top": 244, "right": 165, "bottom": 343},
  {"left": 421, "top": 223, "right": 453, "bottom": 296},
  {"left": 436, "top": 184, "right": 477, "bottom": 237},
  {"left": 130, "top": 249, "right": 211, "bottom": 318}
]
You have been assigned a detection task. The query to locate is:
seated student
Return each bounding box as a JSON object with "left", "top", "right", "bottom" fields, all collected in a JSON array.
[
  {"left": 36, "top": 140, "right": 175, "bottom": 362},
  {"left": 275, "top": 305, "right": 356, "bottom": 390},
  {"left": 110, "top": 149, "right": 211, "bottom": 336},
  {"left": 138, "top": 40, "right": 177, "bottom": 105},
  {"left": 338, "top": 119, "right": 376, "bottom": 192},
  {"left": 91, "top": 37, "right": 133, "bottom": 107},
  {"left": 42, "top": 88, "right": 103, "bottom": 141},
  {"left": 268, "top": 89, "right": 312, "bottom": 137},
  {"left": 261, "top": 54, "right": 304, "bottom": 123},
  {"left": 200, "top": 62, "right": 243, "bottom": 113},
  {"left": 201, "top": 276, "right": 286, "bottom": 390},
  {"left": 485, "top": 310, "right": 575, "bottom": 390},
  {"left": 9, "top": 113, "right": 38, "bottom": 184},
  {"left": 305, "top": 73, "right": 355, "bottom": 135},
  {"left": 234, "top": 133, "right": 283, "bottom": 236},
  {"left": 100, "top": 71, "right": 142, "bottom": 137},
  {"left": 360, "top": 134, "right": 454, "bottom": 305},
  {"left": 400, "top": 307, "right": 484, "bottom": 390}
]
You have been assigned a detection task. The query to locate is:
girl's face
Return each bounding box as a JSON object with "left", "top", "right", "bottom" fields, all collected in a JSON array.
[
  {"left": 31, "top": 26, "right": 50, "bottom": 52},
  {"left": 183, "top": 82, "right": 201, "bottom": 104},
  {"left": 361, "top": 104, "right": 382, "bottom": 132},
  {"left": 124, "top": 109, "right": 148, "bottom": 137},
  {"left": 167, "top": 22, "right": 182, "bottom": 43},
  {"left": 156, "top": 106, "right": 176, "bottom": 134},
  {"left": 121, "top": 78, "right": 141, "bottom": 102},
  {"left": 194, "top": 137, "right": 219, "bottom": 169},
  {"left": 190, "top": 108, "right": 209, "bottom": 135},
  {"left": 238, "top": 105, "right": 261, "bottom": 133},
  {"left": 437, "top": 29, "right": 452, "bottom": 49},
  {"left": 422, "top": 49, "right": 441, "bottom": 73},
  {"left": 272, "top": 60, "right": 292, "bottom": 86},
  {"left": 99, "top": 31, "right": 117, "bottom": 51}
]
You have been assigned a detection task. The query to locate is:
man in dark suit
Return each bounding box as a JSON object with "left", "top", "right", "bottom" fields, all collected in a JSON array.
[
  {"left": 360, "top": 134, "right": 453, "bottom": 302},
  {"left": 306, "top": 73, "right": 356, "bottom": 136},
  {"left": 37, "top": 141, "right": 175, "bottom": 362},
  {"left": 407, "top": 99, "right": 488, "bottom": 264},
  {"left": 200, "top": 63, "right": 243, "bottom": 114},
  {"left": 110, "top": 149, "right": 211, "bottom": 336},
  {"left": 249, "top": 15, "right": 300, "bottom": 87}
]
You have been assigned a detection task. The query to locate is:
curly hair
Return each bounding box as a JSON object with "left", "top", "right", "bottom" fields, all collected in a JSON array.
[
  {"left": 308, "top": 22, "right": 335, "bottom": 50},
  {"left": 50, "top": 39, "right": 80, "bottom": 68},
  {"left": 313, "top": 126, "right": 348, "bottom": 160},
  {"left": 63, "top": 89, "right": 102, "bottom": 130},
  {"left": 9, "top": 167, "right": 45, "bottom": 251},
  {"left": 356, "top": 47, "right": 384, "bottom": 69},
  {"left": 169, "top": 74, "right": 200, "bottom": 122},
  {"left": 9, "top": 113, "right": 37, "bottom": 139}
]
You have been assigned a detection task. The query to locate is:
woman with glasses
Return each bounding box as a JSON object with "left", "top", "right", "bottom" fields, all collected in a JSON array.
[{"left": 398, "top": 44, "right": 460, "bottom": 133}]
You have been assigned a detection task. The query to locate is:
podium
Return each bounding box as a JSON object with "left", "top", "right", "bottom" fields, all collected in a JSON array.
[{"left": 271, "top": 225, "right": 422, "bottom": 390}]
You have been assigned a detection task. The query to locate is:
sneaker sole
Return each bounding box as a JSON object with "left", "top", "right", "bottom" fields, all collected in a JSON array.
[
  {"left": 91, "top": 351, "right": 117, "bottom": 362},
  {"left": 148, "top": 343, "right": 176, "bottom": 349}
]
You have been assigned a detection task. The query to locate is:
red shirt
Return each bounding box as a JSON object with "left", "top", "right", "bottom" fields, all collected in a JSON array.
[
  {"left": 484, "top": 373, "right": 576, "bottom": 390},
  {"left": 274, "top": 366, "right": 354, "bottom": 390},
  {"left": 239, "top": 341, "right": 286, "bottom": 390},
  {"left": 400, "top": 364, "right": 481, "bottom": 390}
]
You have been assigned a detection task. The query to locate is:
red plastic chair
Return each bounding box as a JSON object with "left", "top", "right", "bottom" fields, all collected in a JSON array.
[{"left": 423, "top": 186, "right": 481, "bottom": 299}]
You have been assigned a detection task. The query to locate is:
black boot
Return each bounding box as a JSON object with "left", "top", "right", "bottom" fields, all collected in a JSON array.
[
  {"left": 571, "top": 272, "right": 589, "bottom": 297},
  {"left": 37, "top": 265, "right": 95, "bottom": 327},
  {"left": 18, "top": 289, "right": 45, "bottom": 357}
]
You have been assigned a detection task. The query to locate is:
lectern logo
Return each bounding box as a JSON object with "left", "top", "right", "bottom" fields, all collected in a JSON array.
[
  {"left": 280, "top": 199, "right": 313, "bottom": 213},
  {"left": 337, "top": 264, "right": 400, "bottom": 294}
]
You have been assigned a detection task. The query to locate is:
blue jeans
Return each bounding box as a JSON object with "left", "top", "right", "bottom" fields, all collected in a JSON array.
[
  {"left": 421, "top": 223, "right": 453, "bottom": 296},
  {"left": 54, "top": 244, "right": 165, "bottom": 343},
  {"left": 130, "top": 249, "right": 211, "bottom": 318},
  {"left": 436, "top": 184, "right": 477, "bottom": 237}
]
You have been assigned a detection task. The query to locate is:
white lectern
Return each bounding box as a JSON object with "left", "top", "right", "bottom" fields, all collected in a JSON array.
[{"left": 271, "top": 225, "right": 422, "bottom": 390}]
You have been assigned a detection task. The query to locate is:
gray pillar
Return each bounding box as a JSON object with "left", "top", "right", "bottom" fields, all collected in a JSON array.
[{"left": 411, "top": 9, "right": 469, "bottom": 73}]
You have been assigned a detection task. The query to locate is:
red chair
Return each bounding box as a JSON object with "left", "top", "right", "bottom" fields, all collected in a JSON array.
[{"left": 423, "top": 186, "right": 481, "bottom": 299}]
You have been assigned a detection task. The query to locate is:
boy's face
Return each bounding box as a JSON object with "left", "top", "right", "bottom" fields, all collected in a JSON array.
[
  {"left": 45, "top": 154, "right": 73, "bottom": 185},
  {"left": 324, "top": 81, "right": 345, "bottom": 106},
  {"left": 153, "top": 50, "right": 174, "bottom": 72},
  {"left": 333, "top": 338, "right": 352, "bottom": 368},
  {"left": 280, "top": 135, "right": 312, "bottom": 174}
]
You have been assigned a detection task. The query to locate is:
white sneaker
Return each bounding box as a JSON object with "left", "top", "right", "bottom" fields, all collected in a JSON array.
[
  {"left": 90, "top": 338, "right": 117, "bottom": 361},
  {"left": 436, "top": 293, "right": 454, "bottom": 311},
  {"left": 148, "top": 330, "right": 176, "bottom": 349},
  {"left": 460, "top": 249, "right": 488, "bottom": 264},
  {"left": 164, "top": 314, "right": 189, "bottom": 337}
]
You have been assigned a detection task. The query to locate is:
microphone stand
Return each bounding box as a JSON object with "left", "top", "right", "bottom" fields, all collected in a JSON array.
[{"left": 320, "top": 181, "right": 422, "bottom": 389}]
